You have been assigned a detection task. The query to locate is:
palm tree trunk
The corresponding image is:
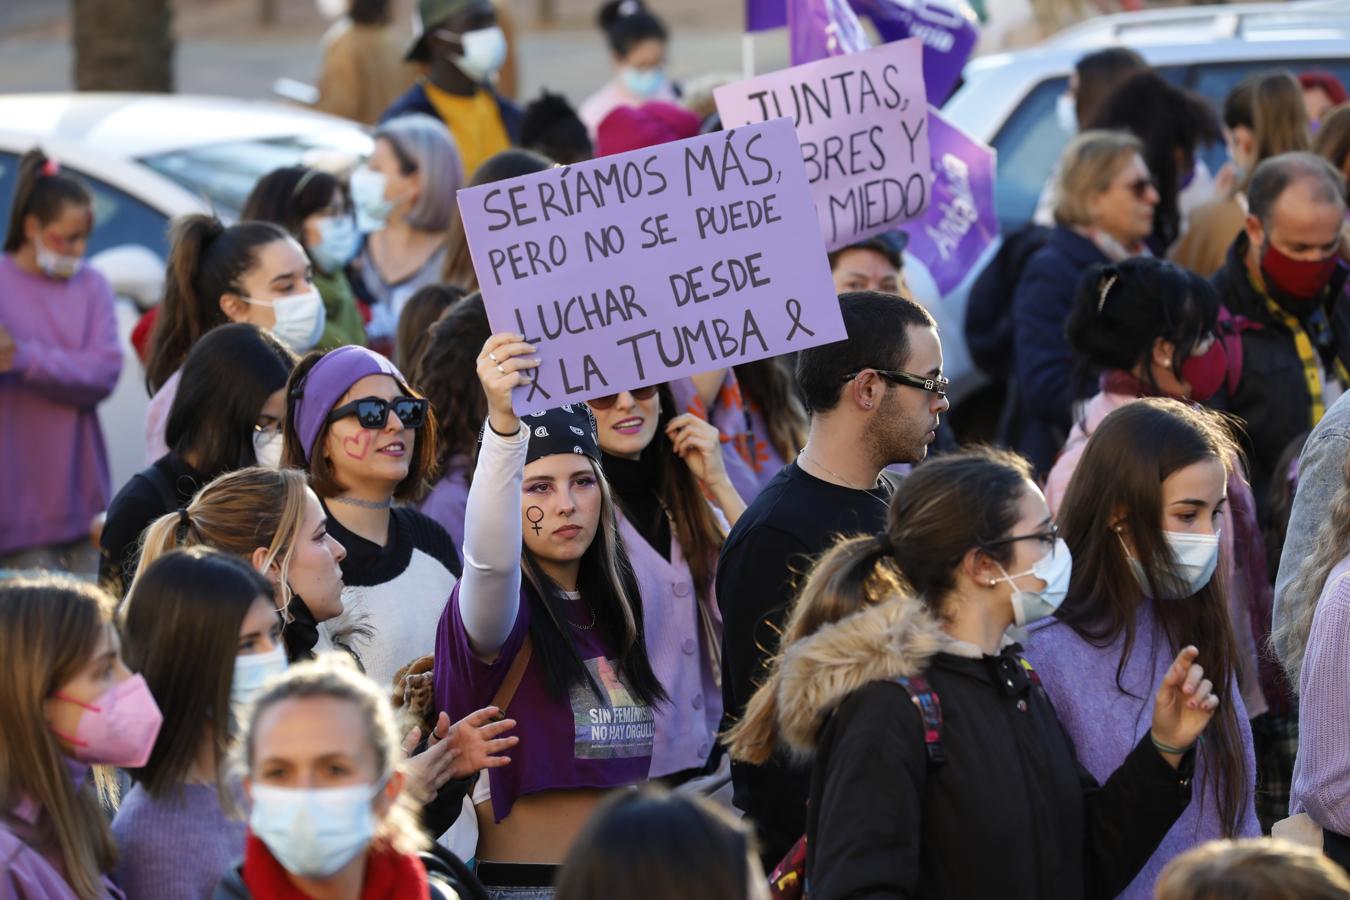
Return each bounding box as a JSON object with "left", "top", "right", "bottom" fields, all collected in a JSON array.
[{"left": 72, "top": 0, "right": 175, "bottom": 92}]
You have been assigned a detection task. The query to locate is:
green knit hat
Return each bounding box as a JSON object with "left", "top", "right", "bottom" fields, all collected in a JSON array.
[{"left": 407, "top": 0, "right": 481, "bottom": 60}]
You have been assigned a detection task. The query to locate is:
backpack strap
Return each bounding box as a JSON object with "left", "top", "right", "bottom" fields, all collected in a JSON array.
[
  {"left": 895, "top": 675, "right": 945, "bottom": 768},
  {"left": 489, "top": 635, "right": 534, "bottom": 713}
]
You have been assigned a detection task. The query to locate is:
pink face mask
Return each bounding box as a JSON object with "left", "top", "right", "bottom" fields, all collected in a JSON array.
[{"left": 50, "top": 674, "right": 163, "bottom": 768}]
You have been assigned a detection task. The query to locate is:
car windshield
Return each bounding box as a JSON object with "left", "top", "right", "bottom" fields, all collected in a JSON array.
[{"left": 139, "top": 129, "right": 372, "bottom": 220}]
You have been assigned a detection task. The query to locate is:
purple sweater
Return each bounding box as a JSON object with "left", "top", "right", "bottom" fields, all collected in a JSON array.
[
  {"left": 1024, "top": 599, "right": 1260, "bottom": 898},
  {"left": 1291, "top": 556, "right": 1350, "bottom": 832},
  {"left": 0, "top": 256, "right": 122, "bottom": 555},
  {"left": 418, "top": 453, "right": 471, "bottom": 558}
]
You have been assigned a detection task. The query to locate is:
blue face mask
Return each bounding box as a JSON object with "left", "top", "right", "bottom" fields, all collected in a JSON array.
[
  {"left": 231, "top": 645, "right": 287, "bottom": 720},
  {"left": 249, "top": 778, "right": 386, "bottom": 878},
  {"left": 309, "top": 214, "right": 360, "bottom": 274},
  {"left": 621, "top": 65, "right": 666, "bottom": 99}
]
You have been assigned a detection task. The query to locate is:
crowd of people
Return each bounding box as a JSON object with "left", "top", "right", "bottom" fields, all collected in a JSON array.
[{"left": 4, "top": 0, "right": 1350, "bottom": 897}]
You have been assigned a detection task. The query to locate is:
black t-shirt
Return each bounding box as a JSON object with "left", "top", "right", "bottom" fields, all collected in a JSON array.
[
  {"left": 99, "top": 454, "right": 209, "bottom": 595},
  {"left": 715, "top": 461, "right": 897, "bottom": 866},
  {"left": 324, "top": 504, "right": 463, "bottom": 587},
  {"left": 602, "top": 450, "right": 672, "bottom": 560}
]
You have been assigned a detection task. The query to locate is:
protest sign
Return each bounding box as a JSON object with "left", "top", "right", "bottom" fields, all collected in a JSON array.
[
  {"left": 905, "top": 107, "right": 997, "bottom": 296},
  {"left": 714, "top": 39, "right": 932, "bottom": 252},
  {"left": 456, "top": 118, "right": 845, "bottom": 413}
]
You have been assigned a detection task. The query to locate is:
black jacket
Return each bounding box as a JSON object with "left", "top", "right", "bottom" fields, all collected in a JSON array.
[
  {"left": 773, "top": 598, "right": 1194, "bottom": 900},
  {"left": 1212, "top": 233, "right": 1350, "bottom": 506},
  {"left": 99, "top": 453, "right": 209, "bottom": 594}
]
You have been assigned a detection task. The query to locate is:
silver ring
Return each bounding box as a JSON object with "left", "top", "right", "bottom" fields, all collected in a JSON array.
[
  {"left": 496, "top": 363, "right": 505, "bottom": 375},
  {"left": 488, "top": 352, "right": 498, "bottom": 363}
]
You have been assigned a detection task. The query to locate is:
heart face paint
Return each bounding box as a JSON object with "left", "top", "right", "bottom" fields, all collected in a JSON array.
[{"left": 342, "top": 430, "right": 373, "bottom": 461}]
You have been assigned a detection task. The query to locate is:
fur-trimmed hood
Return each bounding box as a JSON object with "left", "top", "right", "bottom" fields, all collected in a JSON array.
[{"left": 775, "top": 594, "right": 947, "bottom": 756}]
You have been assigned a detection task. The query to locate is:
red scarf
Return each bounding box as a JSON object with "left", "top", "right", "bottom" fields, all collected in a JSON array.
[{"left": 241, "top": 832, "right": 430, "bottom": 900}]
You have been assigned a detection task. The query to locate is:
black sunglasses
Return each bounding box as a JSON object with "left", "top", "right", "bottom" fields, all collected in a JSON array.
[
  {"left": 588, "top": 385, "right": 659, "bottom": 410},
  {"left": 843, "top": 368, "right": 949, "bottom": 398},
  {"left": 327, "top": 396, "right": 428, "bottom": 430}
]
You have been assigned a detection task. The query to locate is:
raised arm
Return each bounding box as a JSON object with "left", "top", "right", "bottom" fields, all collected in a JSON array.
[{"left": 457, "top": 332, "right": 539, "bottom": 659}]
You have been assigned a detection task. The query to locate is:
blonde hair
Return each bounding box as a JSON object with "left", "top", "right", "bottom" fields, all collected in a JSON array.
[
  {"left": 133, "top": 466, "right": 310, "bottom": 614},
  {"left": 1272, "top": 450, "right": 1350, "bottom": 683},
  {"left": 1053, "top": 130, "right": 1144, "bottom": 228},
  {"left": 1252, "top": 72, "right": 1313, "bottom": 171},
  {"left": 0, "top": 575, "right": 121, "bottom": 900},
  {"left": 1155, "top": 838, "right": 1350, "bottom": 900},
  {"left": 237, "top": 653, "right": 426, "bottom": 857}
]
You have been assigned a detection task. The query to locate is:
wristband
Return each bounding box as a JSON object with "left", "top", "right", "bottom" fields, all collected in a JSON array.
[
  {"left": 1150, "top": 732, "right": 1197, "bottom": 756},
  {"left": 487, "top": 419, "right": 521, "bottom": 439}
]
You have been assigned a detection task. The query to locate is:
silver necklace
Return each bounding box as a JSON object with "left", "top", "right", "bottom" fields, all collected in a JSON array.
[
  {"left": 561, "top": 590, "right": 597, "bottom": 630},
  {"left": 329, "top": 495, "right": 393, "bottom": 510},
  {"left": 798, "top": 451, "right": 877, "bottom": 491}
]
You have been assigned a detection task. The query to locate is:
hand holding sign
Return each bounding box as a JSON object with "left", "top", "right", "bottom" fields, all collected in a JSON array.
[
  {"left": 478, "top": 333, "right": 538, "bottom": 436},
  {"left": 457, "top": 118, "right": 844, "bottom": 413}
]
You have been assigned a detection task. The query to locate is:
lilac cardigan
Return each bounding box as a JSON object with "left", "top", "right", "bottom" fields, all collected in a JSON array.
[
  {"left": 1024, "top": 599, "right": 1260, "bottom": 898},
  {"left": 1291, "top": 556, "right": 1350, "bottom": 832}
]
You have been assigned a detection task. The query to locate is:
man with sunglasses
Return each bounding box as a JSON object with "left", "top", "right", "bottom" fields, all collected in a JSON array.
[{"left": 716, "top": 291, "right": 949, "bottom": 870}]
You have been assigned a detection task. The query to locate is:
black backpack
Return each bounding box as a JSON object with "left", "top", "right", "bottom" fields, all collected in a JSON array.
[{"left": 965, "top": 223, "right": 1052, "bottom": 381}]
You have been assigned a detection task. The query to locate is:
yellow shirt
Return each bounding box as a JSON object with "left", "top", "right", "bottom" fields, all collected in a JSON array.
[{"left": 423, "top": 81, "right": 511, "bottom": 178}]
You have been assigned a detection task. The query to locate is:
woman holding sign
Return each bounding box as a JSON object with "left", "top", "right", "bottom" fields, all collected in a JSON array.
[
  {"left": 591, "top": 383, "right": 744, "bottom": 782},
  {"left": 432, "top": 333, "right": 666, "bottom": 897}
]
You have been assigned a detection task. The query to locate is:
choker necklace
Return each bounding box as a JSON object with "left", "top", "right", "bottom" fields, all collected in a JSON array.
[{"left": 329, "top": 495, "right": 394, "bottom": 510}]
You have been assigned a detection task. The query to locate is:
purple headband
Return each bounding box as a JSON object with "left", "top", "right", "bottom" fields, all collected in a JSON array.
[{"left": 294, "top": 346, "right": 406, "bottom": 460}]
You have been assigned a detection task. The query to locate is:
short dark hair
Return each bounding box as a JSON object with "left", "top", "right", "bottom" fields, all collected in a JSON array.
[
  {"left": 827, "top": 232, "right": 904, "bottom": 271},
  {"left": 412, "top": 292, "right": 491, "bottom": 469},
  {"left": 1248, "top": 151, "right": 1348, "bottom": 229},
  {"left": 396, "top": 283, "right": 465, "bottom": 375},
  {"left": 521, "top": 91, "right": 593, "bottom": 165},
  {"left": 597, "top": 0, "right": 667, "bottom": 58},
  {"left": 240, "top": 165, "right": 346, "bottom": 241},
  {"left": 166, "top": 323, "right": 297, "bottom": 477},
  {"left": 348, "top": 0, "right": 391, "bottom": 25},
  {"left": 796, "top": 291, "right": 936, "bottom": 414}
]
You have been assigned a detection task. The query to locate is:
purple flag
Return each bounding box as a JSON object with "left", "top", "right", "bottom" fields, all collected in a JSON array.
[
  {"left": 905, "top": 107, "right": 997, "bottom": 296},
  {"left": 747, "top": 0, "right": 787, "bottom": 32},
  {"left": 788, "top": 0, "right": 869, "bottom": 65},
  {"left": 851, "top": 0, "right": 978, "bottom": 103}
]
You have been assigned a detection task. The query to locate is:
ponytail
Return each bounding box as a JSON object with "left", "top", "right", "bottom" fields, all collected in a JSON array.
[
  {"left": 145, "top": 215, "right": 289, "bottom": 393},
  {"left": 3, "top": 149, "right": 92, "bottom": 253},
  {"left": 725, "top": 533, "right": 897, "bottom": 765}
]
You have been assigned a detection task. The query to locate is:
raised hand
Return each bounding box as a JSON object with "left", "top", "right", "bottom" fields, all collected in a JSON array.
[
  {"left": 665, "top": 413, "right": 730, "bottom": 488},
  {"left": 1150, "top": 645, "right": 1220, "bottom": 767},
  {"left": 442, "top": 706, "right": 519, "bottom": 780},
  {"left": 477, "top": 332, "right": 538, "bottom": 437}
]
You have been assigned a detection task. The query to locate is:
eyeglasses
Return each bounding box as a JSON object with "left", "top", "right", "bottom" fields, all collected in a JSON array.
[
  {"left": 587, "top": 385, "right": 659, "bottom": 410},
  {"left": 327, "top": 396, "right": 428, "bottom": 430},
  {"left": 842, "top": 368, "right": 949, "bottom": 398},
  {"left": 982, "top": 523, "right": 1060, "bottom": 551},
  {"left": 1122, "top": 176, "right": 1159, "bottom": 200}
]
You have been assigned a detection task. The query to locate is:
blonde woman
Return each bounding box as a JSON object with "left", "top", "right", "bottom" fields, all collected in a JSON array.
[
  {"left": 0, "top": 574, "right": 162, "bottom": 900},
  {"left": 133, "top": 466, "right": 346, "bottom": 663}
]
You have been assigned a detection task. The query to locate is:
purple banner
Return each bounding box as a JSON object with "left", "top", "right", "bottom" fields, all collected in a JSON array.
[
  {"left": 788, "top": 0, "right": 869, "bottom": 66},
  {"left": 905, "top": 107, "right": 997, "bottom": 296},
  {"left": 851, "top": 0, "right": 978, "bottom": 104},
  {"left": 747, "top": 0, "right": 787, "bottom": 32},
  {"left": 714, "top": 39, "right": 932, "bottom": 252},
  {"left": 456, "top": 118, "right": 845, "bottom": 413}
]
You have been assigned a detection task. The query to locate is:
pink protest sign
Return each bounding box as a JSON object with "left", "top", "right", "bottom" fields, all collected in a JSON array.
[
  {"left": 456, "top": 117, "right": 845, "bottom": 413},
  {"left": 714, "top": 39, "right": 932, "bottom": 252}
]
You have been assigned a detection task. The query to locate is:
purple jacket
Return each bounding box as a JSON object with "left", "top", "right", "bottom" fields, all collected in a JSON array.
[
  {"left": 1024, "top": 599, "right": 1260, "bottom": 897},
  {"left": 418, "top": 453, "right": 472, "bottom": 559},
  {"left": 0, "top": 256, "right": 121, "bottom": 555},
  {"left": 1, "top": 801, "right": 126, "bottom": 899}
]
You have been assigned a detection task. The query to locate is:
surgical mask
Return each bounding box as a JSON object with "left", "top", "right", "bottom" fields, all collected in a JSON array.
[
  {"left": 349, "top": 166, "right": 395, "bottom": 232},
  {"left": 50, "top": 674, "right": 164, "bottom": 768},
  {"left": 1124, "top": 529, "right": 1221, "bottom": 600},
  {"left": 243, "top": 288, "right": 326, "bottom": 353},
  {"left": 621, "top": 65, "right": 667, "bottom": 99},
  {"left": 1055, "top": 92, "right": 1077, "bottom": 135},
  {"left": 231, "top": 645, "right": 287, "bottom": 717},
  {"left": 995, "top": 538, "right": 1073, "bottom": 628},
  {"left": 253, "top": 427, "right": 284, "bottom": 468},
  {"left": 250, "top": 779, "right": 385, "bottom": 878},
  {"left": 1260, "top": 240, "right": 1340, "bottom": 309},
  {"left": 309, "top": 214, "right": 360, "bottom": 274},
  {"left": 441, "top": 25, "right": 507, "bottom": 82},
  {"left": 36, "top": 237, "right": 82, "bottom": 280}
]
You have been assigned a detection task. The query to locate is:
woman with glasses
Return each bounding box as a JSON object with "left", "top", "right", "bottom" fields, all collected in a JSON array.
[
  {"left": 282, "top": 344, "right": 460, "bottom": 694},
  {"left": 101, "top": 323, "right": 296, "bottom": 595},
  {"left": 1011, "top": 130, "right": 1159, "bottom": 476},
  {"left": 1025, "top": 398, "right": 1261, "bottom": 898},
  {"left": 587, "top": 381, "right": 743, "bottom": 784},
  {"left": 727, "top": 446, "right": 1218, "bottom": 899}
]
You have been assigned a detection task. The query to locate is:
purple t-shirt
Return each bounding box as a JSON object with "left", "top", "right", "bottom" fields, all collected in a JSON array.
[{"left": 434, "top": 581, "right": 654, "bottom": 823}]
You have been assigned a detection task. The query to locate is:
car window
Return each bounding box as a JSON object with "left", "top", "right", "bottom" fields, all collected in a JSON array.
[
  {"left": 139, "top": 130, "right": 372, "bottom": 221},
  {"left": 0, "top": 151, "right": 170, "bottom": 258},
  {"left": 989, "top": 76, "right": 1069, "bottom": 233}
]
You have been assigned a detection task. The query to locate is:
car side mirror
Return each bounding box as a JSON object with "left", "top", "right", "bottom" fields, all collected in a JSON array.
[{"left": 88, "top": 244, "right": 165, "bottom": 310}]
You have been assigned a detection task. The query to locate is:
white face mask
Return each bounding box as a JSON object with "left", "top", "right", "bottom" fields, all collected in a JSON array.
[
  {"left": 309, "top": 214, "right": 360, "bottom": 274},
  {"left": 349, "top": 166, "right": 395, "bottom": 233},
  {"left": 253, "top": 428, "right": 284, "bottom": 468},
  {"left": 995, "top": 538, "right": 1073, "bottom": 628},
  {"left": 36, "top": 236, "right": 82, "bottom": 280},
  {"left": 439, "top": 25, "right": 507, "bottom": 82},
  {"left": 231, "top": 645, "right": 287, "bottom": 718},
  {"left": 1055, "top": 92, "right": 1078, "bottom": 136},
  {"left": 249, "top": 780, "right": 384, "bottom": 878},
  {"left": 1123, "top": 529, "right": 1221, "bottom": 600},
  {"left": 243, "top": 287, "right": 326, "bottom": 353}
]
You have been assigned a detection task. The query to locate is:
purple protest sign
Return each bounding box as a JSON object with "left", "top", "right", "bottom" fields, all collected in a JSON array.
[
  {"left": 905, "top": 106, "right": 997, "bottom": 296},
  {"left": 714, "top": 39, "right": 932, "bottom": 252},
  {"left": 747, "top": 0, "right": 787, "bottom": 32},
  {"left": 456, "top": 118, "right": 845, "bottom": 413},
  {"left": 788, "top": 0, "right": 869, "bottom": 65},
  {"left": 851, "top": 0, "right": 978, "bottom": 104}
]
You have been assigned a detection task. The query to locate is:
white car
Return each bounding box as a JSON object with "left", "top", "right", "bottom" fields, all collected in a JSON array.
[
  {"left": 921, "top": 0, "right": 1350, "bottom": 421},
  {"left": 0, "top": 94, "right": 373, "bottom": 489}
]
